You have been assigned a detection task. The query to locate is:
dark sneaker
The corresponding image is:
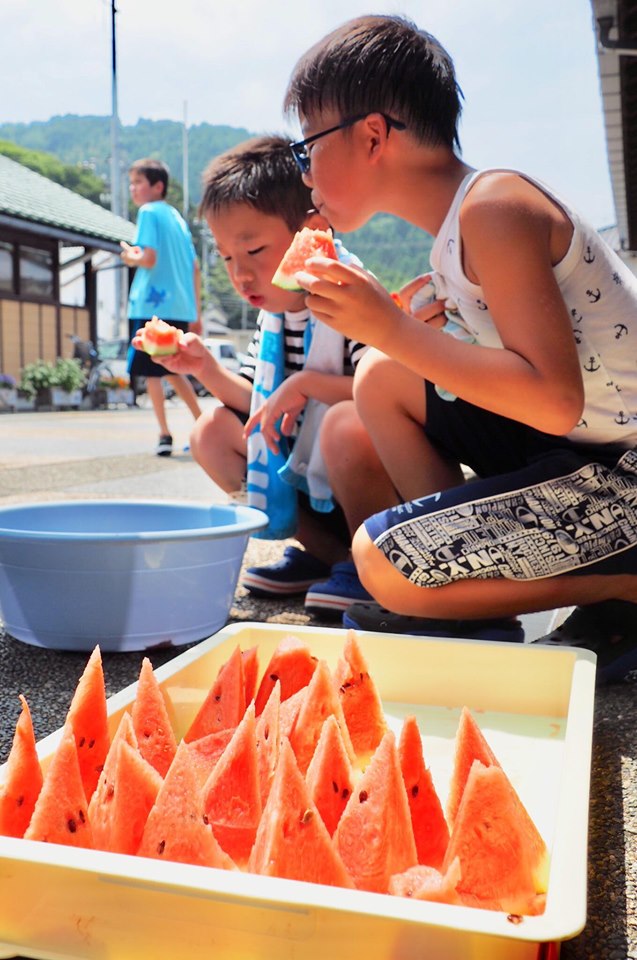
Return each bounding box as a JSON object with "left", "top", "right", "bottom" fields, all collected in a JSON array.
[
  {"left": 156, "top": 434, "right": 173, "bottom": 457},
  {"left": 342, "top": 601, "right": 524, "bottom": 642},
  {"left": 304, "top": 560, "right": 373, "bottom": 618},
  {"left": 242, "top": 545, "right": 331, "bottom": 598},
  {"left": 533, "top": 599, "right": 637, "bottom": 684}
]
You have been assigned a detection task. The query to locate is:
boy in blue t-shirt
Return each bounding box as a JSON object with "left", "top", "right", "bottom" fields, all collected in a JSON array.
[{"left": 121, "top": 158, "right": 202, "bottom": 456}]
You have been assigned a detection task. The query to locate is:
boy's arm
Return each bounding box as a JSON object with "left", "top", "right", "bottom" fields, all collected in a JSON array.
[
  {"left": 298, "top": 182, "right": 583, "bottom": 436},
  {"left": 138, "top": 332, "right": 252, "bottom": 413}
]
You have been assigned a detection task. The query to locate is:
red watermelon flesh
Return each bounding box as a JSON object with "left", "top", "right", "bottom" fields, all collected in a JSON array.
[
  {"left": 201, "top": 703, "right": 262, "bottom": 868},
  {"left": 24, "top": 724, "right": 93, "bottom": 849},
  {"left": 140, "top": 316, "right": 182, "bottom": 356},
  {"left": 289, "top": 659, "right": 356, "bottom": 775},
  {"left": 242, "top": 645, "right": 259, "bottom": 706},
  {"left": 443, "top": 760, "right": 549, "bottom": 914},
  {"left": 137, "top": 741, "right": 236, "bottom": 869},
  {"left": 89, "top": 739, "right": 162, "bottom": 855},
  {"left": 183, "top": 644, "right": 246, "bottom": 743},
  {"left": 398, "top": 715, "right": 449, "bottom": 869},
  {"left": 65, "top": 645, "right": 110, "bottom": 801},
  {"left": 255, "top": 679, "right": 281, "bottom": 806},
  {"left": 271, "top": 227, "right": 338, "bottom": 292},
  {"left": 248, "top": 738, "right": 354, "bottom": 888},
  {"left": 334, "top": 630, "right": 387, "bottom": 762},
  {"left": 131, "top": 657, "right": 178, "bottom": 777},
  {"left": 334, "top": 730, "right": 417, "bottom": 893},
  {"left": 446, "top": 706, "right": 500, "bottom": 827},
  {"left": 186, "top": 728, "right": 234, "bottom": 788},
  {"left": 277, "top": 685, "right": 306, "bottom": 742},
  {"left": 88, "top": 710, "right": 138, "bottom": 813},
  {"left": 0, "top": 695, "right": 43, "bottom": 838},
  {"left": 389, "top": 857, "right": 462, "bottom": 904},
  {"left": 254, "top": 635, "right": 317, "bottom": 715},
  {"left": 305, "top": 714, "right": 354, "bottom": 836}
]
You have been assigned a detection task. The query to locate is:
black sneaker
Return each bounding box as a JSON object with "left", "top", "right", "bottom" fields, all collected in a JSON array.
[
  {"left": 156, "top": 434, "right": 173, "bottom": 457},
  {"left": 242, "top": 545, "right": 331, "bottom": 598}
]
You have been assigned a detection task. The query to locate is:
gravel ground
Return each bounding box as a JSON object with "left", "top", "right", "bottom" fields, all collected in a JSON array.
[{"left": 0, "top": 405, "right": 636, "bottom": 959}]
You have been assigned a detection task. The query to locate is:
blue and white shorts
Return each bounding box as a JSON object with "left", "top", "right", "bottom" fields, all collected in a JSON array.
[{"left": 364, "top": 381, "right": 637, "bottom": 587}]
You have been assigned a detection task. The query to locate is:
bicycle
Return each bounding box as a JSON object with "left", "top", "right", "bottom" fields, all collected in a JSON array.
[{"left": 67, "top": 334, "right": 115, "bottom": 407}]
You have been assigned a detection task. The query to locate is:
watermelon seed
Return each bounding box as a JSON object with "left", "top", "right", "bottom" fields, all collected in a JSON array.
[
  {"left": 157, "top": 840, "right": 166, "bottom": 855},
  {"left": 332, "top": 780, "right": 339, "bottom": 793},
  {"left": 78, "top": 810, "right": 86, "bottom": 824},
  {"left": 78, "top": 736, "right": 86, "bottom": 748},
  {"left": 340, "top": 682, "right": 352, "bottom": 692},
  {"left": 342, "top": 788, "right": 349, "bottom": 799},
  {"left": 16, "top": 795, "right": 24, "bottom": 807},
  {"left": 359, "top": 790, "right": 368, "bottom": 803},
  {"left": 107, "top": 784, "right": 115, "bottom": 799},
  {"left": 269, "top": 673, "right": 279, "bottom": 682},
  {"left": 214, "top": 694, "right": 221, "bottom": 702},
  {"left": 411, "top": 785, "right": 419, "bottom": 797},
  {"left": 264, "top": 725, "right": 270, "bottom": 740},
  {"left": 300, "top": 809, "right": 314, "bottom": 824},
  {"left": 88, "top": 738, "right": 95, "bottom": 749},
  {"left": 203, "top": 815, "right": 209, "bottom": 825},
  {"left": 67, "top": 818, "right": 77, "bottom": 833},
  {"left": 507, "top": 914, "right": 524, "bottom": 925}
]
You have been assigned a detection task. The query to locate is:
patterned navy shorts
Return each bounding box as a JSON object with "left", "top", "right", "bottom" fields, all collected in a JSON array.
[{"left": 364, "top": 382, "right": 637, "bottom": 587}]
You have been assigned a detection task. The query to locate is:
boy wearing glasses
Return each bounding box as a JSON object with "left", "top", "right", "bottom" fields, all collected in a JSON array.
[
  {"left": 285, "top": 15, "right": 637, "bottom": 681},
  {"left": 155, "top": 135, "right": 373, "bottom": 613}
]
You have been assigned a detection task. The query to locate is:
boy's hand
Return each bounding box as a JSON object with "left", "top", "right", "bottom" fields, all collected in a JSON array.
[
  {"left": 133, "top": 331, "right": 212, "bottom": 378},
  {"left": 120, "top": 241, "right": 143, "bottom": 266},
  {"left": 243, "top": 376, "right": 308, "bottom": 454},
  {"left": 296, "top": 258, "right": 408, "bottom": 353},
  {"left": 396, "top": 274, "right": 448, "bottom": 329}
]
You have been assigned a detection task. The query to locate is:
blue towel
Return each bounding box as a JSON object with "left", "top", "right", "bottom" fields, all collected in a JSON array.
[{"left": 246, "top": 312, "right": 298, "bottom": 539}]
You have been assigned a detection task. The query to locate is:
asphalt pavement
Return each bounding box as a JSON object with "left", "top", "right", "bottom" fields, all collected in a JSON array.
[{"left": 0, "top": 400, "right": 635, "bottom": 960}]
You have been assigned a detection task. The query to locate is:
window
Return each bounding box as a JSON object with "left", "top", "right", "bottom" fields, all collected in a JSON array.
[
  {"left": 19, "top": 244, "right": 54, "bottom": 298},
  {"left": 0, "top": 241, "right": 13, "bottom": 293}
]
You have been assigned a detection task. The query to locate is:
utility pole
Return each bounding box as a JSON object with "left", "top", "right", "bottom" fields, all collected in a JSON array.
[
  {"left": 182, "top": 100, "right": 189, "bottom": 219},
  {"left": 110, "top": 0, "right": 123, "bottom": 338}
]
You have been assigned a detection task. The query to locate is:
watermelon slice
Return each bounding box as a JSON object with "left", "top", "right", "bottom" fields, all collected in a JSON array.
[
  {"left": 183, "top": 644, "right": 246, "bottom": 743},
  {"left": 65, "top": 646, "right": 110, "bottom": 801},
  {"left": 186, "top": 728, "right": 234, "bottom": 787},
  {"left": 88, "top": 738, "right": 162, "bottom": 855},
  {"left": 201, "top": 703, "right": 262, "bottom": 868},
  {"left": 278, "top": 686, "right": 306, "bottom": 742},
  {"left": 305, "top": 714, "right": 354, "bottom": 836},
  {"left": 0, "top": 695, "right": 43, "bottom": 838},
  {"left": 389, "top": 858, "right": 462, "bottom": 904},
  {"left": 290, "top": 659, "right": 356, "bottom": 775},
  {"left": 131, "top": 657, "right": 178, "bottom": 777},
  {"left": 446, "top": 707, "right": 500, "bottom": 827},
  {"left": 254, "top": 635, "right": 317, "bottom": 715},
  {"left": 334, "top": 630, "right": 387, "bottom": 762},
  {"left": 271, "top": 227, "right": 338, "bottom": 291},
  {"left": 398, "top": 715, "right": 449, "bottom": 869},
  {"left": 137, "top": 741, "right": 236, "bottom": 869},
  {"left": 139, "top": 316, "right": 182, "bottom": 356},
  {"left": 333, "top": 730, "right": 417, "bottom": 893},
  {"left": 248, "top": 738, "right": 354, "bottom": 888},
  {"left": 24, "top": 724, "right": 94, "bottom": 848},
  {"left": 255, "top": 679, "right": 281, "bottom": 806},
  {"left": 443, "top": 760, "right": 550, "bottom": 914},
  {"left": 242, "top": 645, "right": 259, "bottom": 706}
]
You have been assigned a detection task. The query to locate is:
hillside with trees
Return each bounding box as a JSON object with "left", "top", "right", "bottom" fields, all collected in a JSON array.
[{"left": 0, "top": 115, "right": 433, "bottom": 324}]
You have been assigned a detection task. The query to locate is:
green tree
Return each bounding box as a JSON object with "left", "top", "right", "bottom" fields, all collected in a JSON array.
[{"left": 0, "top": 139, "right": 107, "bottom": 205}]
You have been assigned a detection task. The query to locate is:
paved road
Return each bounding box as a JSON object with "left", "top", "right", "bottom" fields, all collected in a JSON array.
[{"left": 0, "top": 402, "right": 635, "bottom": 959}]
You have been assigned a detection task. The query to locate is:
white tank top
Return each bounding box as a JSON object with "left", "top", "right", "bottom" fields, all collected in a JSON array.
[{"left": 429, "top": 169, "right": 637, "bottom": 448}]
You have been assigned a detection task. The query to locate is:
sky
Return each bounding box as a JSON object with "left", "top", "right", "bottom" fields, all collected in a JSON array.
[{"left": 1, "top": 0, "right": 615, "bottom": 228}]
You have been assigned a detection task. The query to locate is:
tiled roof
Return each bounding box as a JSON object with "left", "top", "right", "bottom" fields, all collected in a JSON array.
[{"left": 0, "top": 154, "right": 135, "bottom": 247}]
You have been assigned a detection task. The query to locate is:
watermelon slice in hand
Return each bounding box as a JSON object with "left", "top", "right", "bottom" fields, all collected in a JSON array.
[
  {"left": 139, "top": 316, "right": 182, "bottom": 356},
  {"left": 271, "top": 227, "right": 338, "bottom": 291}
]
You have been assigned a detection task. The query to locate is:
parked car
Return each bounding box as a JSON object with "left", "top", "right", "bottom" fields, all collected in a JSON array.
[{"left": 203, "top": 338, "right": 241, "bottom": 373}]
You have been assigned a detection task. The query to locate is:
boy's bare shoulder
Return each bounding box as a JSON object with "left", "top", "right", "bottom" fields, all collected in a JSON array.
[{"left": 461, "top": 171, "right": 558, "bottom": 224}]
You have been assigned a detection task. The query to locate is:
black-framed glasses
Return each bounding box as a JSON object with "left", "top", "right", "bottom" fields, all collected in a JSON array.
[{"left": 290, "top": 113, "right": 406, "bottom": 174}]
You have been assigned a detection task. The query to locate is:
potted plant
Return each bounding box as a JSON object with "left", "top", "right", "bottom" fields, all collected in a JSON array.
[
  {"left": 0, "top": 373, "right": 17, "bottom": 412},
  {"left": 100, "top": 373, "right": 134, "bottom": 406},
  {"left": 50, "top": 357, "right": 86, "bottom": 407}
]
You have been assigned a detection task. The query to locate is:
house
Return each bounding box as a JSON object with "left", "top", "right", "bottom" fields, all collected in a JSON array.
[
  {"left": 0, "top": 154, "right": 135, "bottom": 380},
  {"left": 591, "top": 0, "right": 637, "bottom": 271}
]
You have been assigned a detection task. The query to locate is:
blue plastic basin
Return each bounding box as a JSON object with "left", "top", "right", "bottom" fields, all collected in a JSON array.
[{"left": 0, "top": 500, "right": 268, "bottom": 651}]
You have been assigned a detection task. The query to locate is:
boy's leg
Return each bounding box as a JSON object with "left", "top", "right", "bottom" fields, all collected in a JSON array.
[
  {"left": 190, "top": 404, "right": 247, "bottom": 493},
  {"left": 146, "top": 376, "right": 170, "bottom": 438},
  {"left": 320, "top": 399, "right": 400, "bottom": 535},
  {"left": 353, "top": 348, "right": 465, "bottom": 500},
  {"left": 167, "top": 374, "right": 202, "bottom": 420}
]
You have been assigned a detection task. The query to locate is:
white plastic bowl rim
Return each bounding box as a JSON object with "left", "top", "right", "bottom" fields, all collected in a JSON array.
[{"left": 0, "top": 499, "right": 268, "bottom": 544}]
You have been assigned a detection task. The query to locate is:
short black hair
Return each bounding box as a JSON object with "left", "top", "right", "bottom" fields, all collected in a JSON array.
[
  {"left": 199, "top": 135, "right": 313, "bottom": 232},
  {"left": 284, "top": 15, "right": 463, "bottom": 151},
  {"left": 129, "top": 158, "right": 169, "bottom": 198}
]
